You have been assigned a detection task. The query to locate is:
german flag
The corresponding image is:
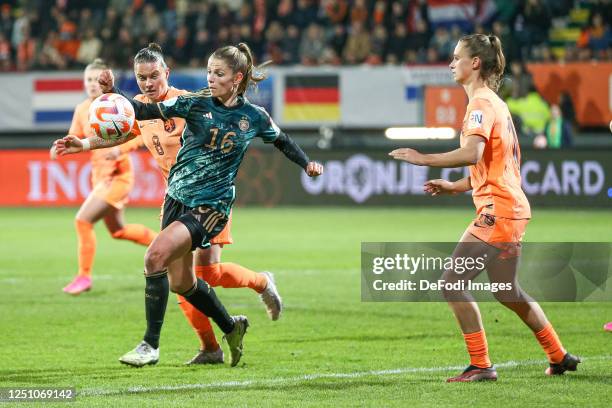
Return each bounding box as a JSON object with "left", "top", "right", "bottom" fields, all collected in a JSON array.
[{"left": 283, "top": 75, "right": 340, "bottom": 122}]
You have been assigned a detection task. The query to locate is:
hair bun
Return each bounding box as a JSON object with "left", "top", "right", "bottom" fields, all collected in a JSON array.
[{"left": 148, "top": 42, "right": 163, "bottom": 53}]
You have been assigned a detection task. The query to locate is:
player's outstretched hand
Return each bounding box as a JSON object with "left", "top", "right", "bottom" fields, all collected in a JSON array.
[
  {"left": 389, "top": 148, "right": 425, "bottom": 165},
  {"left": 52, "top": 135, "right": 84, "bottom": 157},
  {"left": 424, "top": 179, "right": 455, "bottom": 196},
  {"left": 98, "top": 69, "right": 115, "bottom": 93},
  {"left": 306, "top": 161, "right": 324, "bottom": 177}
]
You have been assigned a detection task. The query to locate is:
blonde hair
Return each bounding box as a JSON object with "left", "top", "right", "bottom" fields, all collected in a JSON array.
[
  {"left": 460, "top": 34, "right": 506, "bottom": 91},
  {"left": 210, "top": 42, "right": 270, "bottom": 95},
  {"left": 85, "top": 58, "right": 107, "bottom": 71}
]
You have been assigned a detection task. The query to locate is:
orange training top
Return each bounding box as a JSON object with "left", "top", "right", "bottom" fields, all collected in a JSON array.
[
  {"left": 120, "top": 87, "right": 187, "bottom": 182},
  {"left": 69, "top": 98, "right": 133, "bottom": 185},
  {"left": 460, "top": 87, "right": 531, "bottom": 219}
]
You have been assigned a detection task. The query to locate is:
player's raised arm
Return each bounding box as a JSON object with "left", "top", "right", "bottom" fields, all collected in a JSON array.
[
  {"left": 98, "top": 68, "right": 182, "bottom": 121},
  {"left": 389, "top": 136, "right": 486, "bottom": 168}
]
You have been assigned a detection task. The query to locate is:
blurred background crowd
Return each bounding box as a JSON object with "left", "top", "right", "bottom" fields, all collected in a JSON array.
[{"left": 0, "top": 0, "right": 610, "bottom": 73}]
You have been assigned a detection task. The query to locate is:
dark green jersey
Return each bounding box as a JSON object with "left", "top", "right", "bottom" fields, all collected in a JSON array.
[{"left": 157, "top": 89, "right": 280, "bottom": 214}]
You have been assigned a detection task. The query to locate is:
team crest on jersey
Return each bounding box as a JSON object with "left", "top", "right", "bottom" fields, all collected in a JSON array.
[
  {"left": 164, "top": 118, "right": 176, "bottom": 132},
  {"left": 239, "top": 117, "right": 250, "bottom": 131},
  {"left": 468, "top": 110, "right": 483, "bottom": 129}
]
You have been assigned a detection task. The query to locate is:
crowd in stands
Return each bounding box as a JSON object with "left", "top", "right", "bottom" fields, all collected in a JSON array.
[{"left": 0, "top": 0, "right": 610, "bottom": 72}]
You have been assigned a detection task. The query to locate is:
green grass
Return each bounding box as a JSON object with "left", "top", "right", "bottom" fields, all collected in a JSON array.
[{"left": 1, "top": 207, "right": 611, "bottom": 407}]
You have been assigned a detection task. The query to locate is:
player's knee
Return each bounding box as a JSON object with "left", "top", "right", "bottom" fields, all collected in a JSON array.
[{"left": 144, "top": 246, "right": 167, "bottom": 272}]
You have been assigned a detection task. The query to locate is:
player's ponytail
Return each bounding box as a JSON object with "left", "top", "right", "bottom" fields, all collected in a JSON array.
[
  {"left": 460, "top": 33, "right": 506, "bottom": 92},
  {"left": 134, "top": 42, "right": 167, "bottom": 69},
  {"left": 212, "top": 42, "right": 271, "bottom": 95},
  {"left": 86, "top": 58, "right": 107, "bottom": 71}
]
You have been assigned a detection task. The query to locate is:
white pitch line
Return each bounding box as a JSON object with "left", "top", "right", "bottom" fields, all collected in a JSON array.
[{"left": 80, "top": 355, "right": 612, "bottom": 397}]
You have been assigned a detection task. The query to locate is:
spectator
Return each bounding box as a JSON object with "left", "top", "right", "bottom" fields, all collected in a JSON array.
[
  {"left": 56, "top": 14, "right": 80, "bottom": 65},
  {"left": 142, "top": 4, "right": 162, "bottom": 38},
  {"left": 76, "top": 28, "right": 101, "bottom": 67},
  {"left": 389, "top": 1, "right": 406, "bottom": 29},
  {"left": 425, "top": 46, "right": 440, "bottom": 64},
  {"left": 349, "top": 0, "right": 369, "bottom": 27},
  {"left": 16, "top": 25, "right": 36, "bottom": 71},
  {"left": 522, "top": 0, "right": 551, "bottom": 56},
  {"left": 0, "top": 4, "right": 13, "bottom": 41},
  {"left": 327, "top": 23, "right": 347, "bottom": 58},
  {"left": 294, "top": 0, "right": 319, "bottom": 30},
  {"left": 0, "top": 32, "right": 11, "bottom": 70},
  {"left": 235, "top": 2, "right": 253, "bottom": 26},
  {"left": 173, "top": 25, "right": 191, "bottom": 66},
  {"left": 264, "top": 20, "right": 284, "bottom": 65},
  {"left": 387, "top": 22, "right": 408, "bottom": 63},
  {"left": 35, "top": 31, "right": 65, "bottom": 70},
  {"left": 507, "top": 85, "right": 551, "bottom": 138},
  {"left": 343, "top": 21, "right": 371, "bottom": 64},
  {"left": 371, "top": 0, "right": 388, "bottom": 27},
  {"left": 429, "top": 26, "right": 452, "bottom": 62},
  {"left": 300, "top": 23, "right": 325, "bottom": 65},
  {"left": 323, "top": 0, "right": 348, "bottom": 25},
  {"left": 190, "top": 29, "right": 212, "bottom": 68},
  {"left": 282, "top": 24, "right": 301, "bottom": 65},
  {"left": 320, "top": 46, "right": 342, "bottom": 65},
  {"left": 77, "top": 8, "right": 98, "bottom": 36},
  {"left": 542, "top": 104, "right": 573, "bottom": 149},
  {"left": 577, "top": 12, "right": 611, "bottom": 59},
  {"left": 276, "top": 0, "right": 296, "bottom": 27},
  {"left": 492, "top": 21, "right": 519, "bottom": 63},
  {"left": 368, "top": 24, "right": 388, "bottom": 64},
  {"left": 406, "top": 19, "right": 429, "bottom": 56}
]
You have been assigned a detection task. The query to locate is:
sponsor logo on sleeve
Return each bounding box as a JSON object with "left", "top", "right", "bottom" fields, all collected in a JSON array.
[{"left": 468, "top": 110, "right": 483, "bottom": 129}]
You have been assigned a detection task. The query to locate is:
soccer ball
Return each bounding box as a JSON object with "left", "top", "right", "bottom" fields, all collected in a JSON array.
[{"left": 89, "top": 93, "right": 135, "bottom": 140}]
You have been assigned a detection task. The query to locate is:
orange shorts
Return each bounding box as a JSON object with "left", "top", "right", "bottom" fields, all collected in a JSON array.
[
  {"left": 466, "top": 213, "right": 529, "bottom": 259},
  {"left": 91, "top": 175, "right": 133, "bottom": 210}
]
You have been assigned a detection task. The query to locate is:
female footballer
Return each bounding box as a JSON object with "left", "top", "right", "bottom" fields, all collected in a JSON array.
[
  {"left": 390, "top": 34, "right": 579, "bottom": 382},
  {"left": 95, "top": 42, "right": 321, "bottom": 367},
  {"left": 57, "top": 59, "right": 158, "bottom": 295},
  {"left": 54, "top": 44, "right": 285, "bottom": 366}
]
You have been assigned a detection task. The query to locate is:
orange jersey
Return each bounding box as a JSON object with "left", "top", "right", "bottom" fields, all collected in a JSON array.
[
  {"left": 460, "top": 87, "right": 531, "bottom": 219},
  {"left": 131, "top": 87, "right": 187, "bottom": 182},
  {"left": 69, "top": 98, "right": 132, "bottom": 184}
]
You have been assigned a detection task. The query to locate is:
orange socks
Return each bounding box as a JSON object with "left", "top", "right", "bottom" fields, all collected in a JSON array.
[
  {"left": 196, "top": 263, "right": 268, "bottom": 293},
  {"left": 176, "top": 295, "right": 219, "bottom": 351},
  {"left": 112, "top": 224, "right": 157, "bottom": 246},
  {"left": 463, "top": 329, "right": 491, "bottom": 368},
  {"left": 75, "top": 219, "right": 96, "bottom": 277},
  {"left": 534, "top": 323, "right": 566, "bottom": 364}
]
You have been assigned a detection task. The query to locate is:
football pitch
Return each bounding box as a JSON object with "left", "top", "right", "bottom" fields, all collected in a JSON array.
[{"left": 1, "top": 207, "right": 611, "bottom": 407}]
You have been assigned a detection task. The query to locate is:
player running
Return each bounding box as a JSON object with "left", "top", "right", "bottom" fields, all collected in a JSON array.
[
  {"left": 53, "top": 44, "right": 285, "bottom": 366},
  {"left": 53, "top": 59, "right": 158, "bottom": 295},
  {"left": 390, "top": 34, "right": 580, "bottom": 382},
  {"left": 96, "top": 42, "right": 320, "bottom": 367}
]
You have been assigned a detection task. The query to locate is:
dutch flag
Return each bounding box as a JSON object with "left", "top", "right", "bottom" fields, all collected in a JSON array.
[{"left": 33, "top": 77, "right": 84, "bottom": 124}]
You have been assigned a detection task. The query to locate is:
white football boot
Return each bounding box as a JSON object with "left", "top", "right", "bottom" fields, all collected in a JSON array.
[
  {"left": 119, "top": 341, "right": 159, "bottom": 367},
  {"left": 260, "top": 272, "right": 283, "bottom": 320}
]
